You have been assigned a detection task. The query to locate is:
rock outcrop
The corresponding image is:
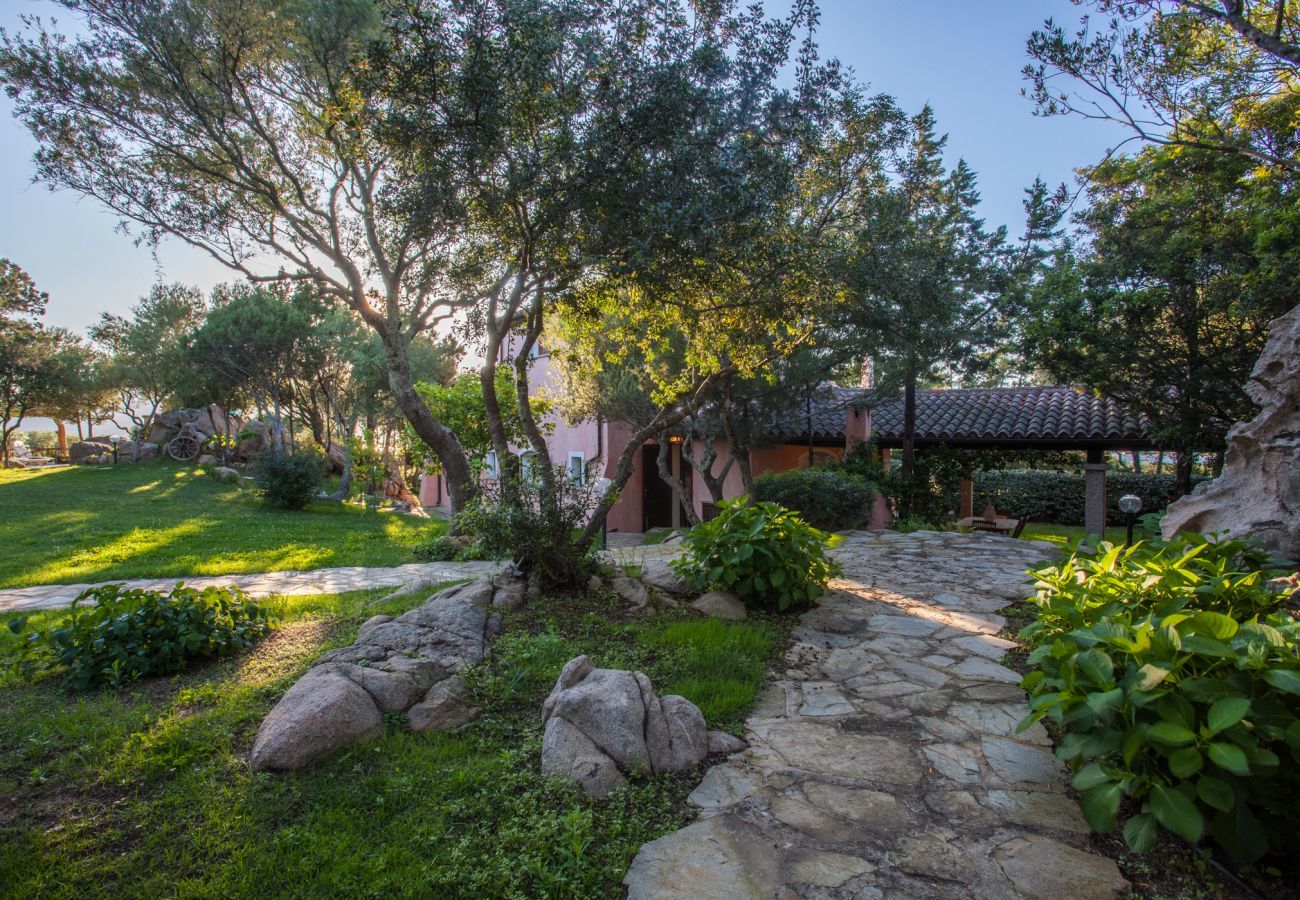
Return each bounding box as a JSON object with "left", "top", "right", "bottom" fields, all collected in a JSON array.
[
  {"left": 1163, "top": 303, "right": 1300, "bottom": 562},
  {"left": 250, "top": 575, "right": 524, "bottom": 771},
  {"left": 69, "top": 439, "right": 114, "bottom": 464},
  {"left": 691, "top": 590, "right": 747, "bottom": 621},
  {"left": 541, "top": 655, "right": 726, "bottom": 797}
]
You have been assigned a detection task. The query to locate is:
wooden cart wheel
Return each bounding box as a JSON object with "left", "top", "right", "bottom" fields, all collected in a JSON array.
[{"left": 167, "top": 434, "right": 202, "bottom": 461}]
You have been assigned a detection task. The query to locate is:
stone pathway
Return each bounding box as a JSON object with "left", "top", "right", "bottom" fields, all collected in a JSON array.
[
  {"left": 0, "top": 560, "right": 498, "bottom": 614},
  {"left": 624, "top": 530, "right": 1129, "bottom": 900}
]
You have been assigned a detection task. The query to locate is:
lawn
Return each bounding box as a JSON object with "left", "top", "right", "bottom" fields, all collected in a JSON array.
[
  {"left": 0, "top": 464, "right": 443, "bottom": 588},
  {"left": 0, "top": 582, "right": 786, "bottom": 897},
  {"left": 1018, "top": 521, "right": 1136, "bottom": 551}
]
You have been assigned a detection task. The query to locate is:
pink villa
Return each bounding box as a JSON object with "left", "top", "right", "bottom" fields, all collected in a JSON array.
[
  {"left": 418, "top": 340, "right": 892, "bottom": 534},
  {"left": 419, "top": 338, "right": 1151, "bottom": 536}
]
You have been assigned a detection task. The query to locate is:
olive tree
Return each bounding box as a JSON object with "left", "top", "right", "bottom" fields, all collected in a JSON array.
[{"left": 0, "top": 0, "right": 479, "bottom": 509}]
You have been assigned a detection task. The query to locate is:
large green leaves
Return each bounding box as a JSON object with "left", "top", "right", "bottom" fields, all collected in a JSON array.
[{"left": 1017, "top": 532, "right": 1300, "bottom": 863}]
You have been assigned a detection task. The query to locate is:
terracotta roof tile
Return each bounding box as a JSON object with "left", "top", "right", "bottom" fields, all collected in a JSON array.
[{"left": 863, "top": 386, "right": 1150, "bottom": 446}]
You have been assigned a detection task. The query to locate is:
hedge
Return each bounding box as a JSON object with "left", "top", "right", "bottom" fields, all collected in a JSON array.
[
  {"left": 752, "top": 468, "right": 877, "bottom": 532},
  {"left": 972, "top": 469, "right": 1203, "bottom": 526}
]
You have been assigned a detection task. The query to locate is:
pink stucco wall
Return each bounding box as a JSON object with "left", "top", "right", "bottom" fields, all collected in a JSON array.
[{"left": 419, "top": 336, "right": 889, "bottom": 532}]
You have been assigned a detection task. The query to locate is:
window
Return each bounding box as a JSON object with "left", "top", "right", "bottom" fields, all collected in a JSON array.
[
  {"left": 567, "top": 451, "right": 586, "bottom": 485},
  {"left": 485, "top": 450, "right": 499, "bottom": 478},
  {"left": 519, "top": 448, "right": 536, "bottom": 482}
]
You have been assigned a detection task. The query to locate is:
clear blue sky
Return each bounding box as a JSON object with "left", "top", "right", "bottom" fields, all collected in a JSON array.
[{"left": 0, "top": 0, "right": 1116, "bottom": 336}]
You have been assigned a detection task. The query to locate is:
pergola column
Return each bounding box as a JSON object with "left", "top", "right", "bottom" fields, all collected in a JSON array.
[
  {"left": 958, "top": 475, "right": 974, "bottom": 519},
  {"left": 1084, "top": 448, "right": 1108, "bottom": 539}
]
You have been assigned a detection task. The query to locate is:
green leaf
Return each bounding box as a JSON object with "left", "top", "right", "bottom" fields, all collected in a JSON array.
[
  {"left": 1076, "top": 648, "right": 1114, "bottom": 687},
  {"left": 1080, "top": 782, "right": 1122, "bottom": 832},
  {"left": 1071, "top": 762, "right": 1112, "bottom": 792},
  {"left": 1167, "top": 747, "right": 1203, "bottom": 779},
  {"left": 1206, "top": 697, "right": 1250, "bottom": 736},
  {"left": 1147, "top": 721, "right": 1196, "bottom": 746},
  {"left": 1189, "top": 611, "right": 1238, "bottom": 640},
  {"left": 1123, "top": 812, "right": 1159, "bottom": 853},
  {"left": 1197, "top": 775, "right": 1236, "bottom": 812},
  {"left": 1263, "top": 669, "right": 1300, "bottom": 695},
  {"left": 1207, "top": 742, "right": 1251, "bottom": 776},
  {"left": 1132, "top": 664, "right": 1169, "bottom": 691},
  {"left": 1150, "top": 783, "right": 1203, "bottom": 843},
  {"left": 1084, "top": 687, "right": 1124, "bottom": 717}
]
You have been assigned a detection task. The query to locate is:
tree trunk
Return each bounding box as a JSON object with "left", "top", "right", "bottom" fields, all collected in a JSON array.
[
  {"left": 901, "top": 361, "right": 918, "bottom": 479},
  {"left": 655, "top": 435, "right": 699, "bottom": 527},
  {"left": 56, "top": 421, "right": 68, "bottom": 459},
  {"left": 1155, "top": 450, "right": 1164, "bottom": 475},
  {"left": 1131, "top": 449, "right": 1142, "bottom": 473},
  {"left": 1175, "top": 450, "right": 1194, "bottom": 497},
  {"left": 681, "top": 426, "right": 732, "bottom": 503},
  {"left": 383, "top": 339, "right": 475, "bottom": 517}
]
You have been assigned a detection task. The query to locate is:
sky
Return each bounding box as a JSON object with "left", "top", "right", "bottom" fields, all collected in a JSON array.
[{"left": 0, "top": 0, "right": 1120, "bottom": 338}]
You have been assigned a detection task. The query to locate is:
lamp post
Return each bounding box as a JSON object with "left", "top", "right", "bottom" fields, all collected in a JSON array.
[
  {"left": 109, "top": 434, "right": 121, "bottom": 466},
  {"left": 594, "top": 477, "right": 613, "bottom": 551},
  {"left": 1119, "top": 494, "right": 1142, "bottom": 548}
]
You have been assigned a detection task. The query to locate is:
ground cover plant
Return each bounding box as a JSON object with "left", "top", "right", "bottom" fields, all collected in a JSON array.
[
  {"left": 0, "top": 581, "right": 786, "bottom": 897},
  {"left": 8, "top": 583, "right": 272, "bottom": 690},
  {"left": 0, "top": 464, "right": 441, "bottom": 588},
  {"left": 673, "top": 498, "right": 841, "bottom": 611},
  {"left": 1015, "top": 535, "right": 1300, "bottom": 865}
]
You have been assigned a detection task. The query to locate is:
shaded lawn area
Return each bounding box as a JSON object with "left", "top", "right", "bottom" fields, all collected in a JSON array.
[
  {"left": 1018, "top": 522, "right": 1135, "bottom": 551},
  {"left": 0, "top": 464, "right": 443, "bottom": 588},
  {"left": 0, "top": 583, "right": 787, "bottom": 897}
]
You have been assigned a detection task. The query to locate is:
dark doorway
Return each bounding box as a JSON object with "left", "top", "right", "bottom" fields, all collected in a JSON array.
[{"left": 642, "top": 444, "right": 676, "bottom": 531}]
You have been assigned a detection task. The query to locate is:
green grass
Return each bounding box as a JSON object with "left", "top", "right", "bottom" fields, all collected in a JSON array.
[
  {"left": 0, "top": 463, "right": 444, "bottom": 588},
  {"left": 0, "top": 582, "right": 787, "bottom": 897},
  {"left": 1017, "top": 522, "right": 1134, "bottom": 551}
]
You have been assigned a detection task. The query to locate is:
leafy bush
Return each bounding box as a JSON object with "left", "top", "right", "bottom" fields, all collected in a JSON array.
[
  {"left": 9, "top": 583, "right": 273, "bottom": 690},
  {"left": 975, "top": 469, "right": 1203, "bottom": 526},
  {"left": 1018, "top": 535, "right": 1300, "bottom": 862},
  {"left": 455, "top": 465, "right": 600, "bottom": 587},
  {"left": 753, "top": 469, "right": 876, "bottom": 531},
  {"left": 671, "top": 497, "right": 840, "bottom": 611},
  {"left": 413, "top": 532, "right": 490, "bottom": 562},
  {"left": 254, "top": 448, "right": 327, "bottom": 510}
]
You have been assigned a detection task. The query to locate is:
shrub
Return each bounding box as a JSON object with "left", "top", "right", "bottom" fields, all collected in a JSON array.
[
  {"left": 455, "top": 466, "right": 599, "bottom": 587},
  {"left": 413, "top": 532, "right": 490, "bottom": 562},
  {"left": 753, "top": 469, "right": 876, "bottom": 532},
  {"left": 9, "top": 583, "right": 274, "bottom": 690},
  {"left": 974, "top": 469, "right": 1204, "bottom": 526},
  {"left": 254, "top": 448, "right": 327, "bottom": 510},
  {"left": 1018, "top": 535, "right": 1300, "bottom": 863},
  {"left": 671, "top": 498, "right": 840, "bottom": 611}
]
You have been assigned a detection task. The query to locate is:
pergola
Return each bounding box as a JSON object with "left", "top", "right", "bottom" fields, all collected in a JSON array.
[{"left": 859, "top": 386, "right": 1155, "bottom": 536}]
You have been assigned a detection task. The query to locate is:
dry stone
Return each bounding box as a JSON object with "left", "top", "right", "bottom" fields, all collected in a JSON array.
[
  {"left": 251, "top": 579, "right": 501, "bottom": 771},
  {"left": 409, "top": 675, "right": 481, "bottom": 732},
  {"left": 1163, "top": 302, "right": 1300, "bottom": 561},
  {"left": 250, "top": 670, "right": 383, "bottom": 771},
  {"left": 622, "top": 530, "right": 1128, "bottom": 898},
  {"left": 690, "top": 590, "right": 747, "bottom": 621},
  {"left": 541, "top": 655, "right": 710, "bottom": 797},
  {"left": 638, "top": 559, "right": 689, "bottom": 595}
]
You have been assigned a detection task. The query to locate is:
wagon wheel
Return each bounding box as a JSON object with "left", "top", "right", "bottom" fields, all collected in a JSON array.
[{"left": 167, "top": 434, "right": 202, "bottom": 461}]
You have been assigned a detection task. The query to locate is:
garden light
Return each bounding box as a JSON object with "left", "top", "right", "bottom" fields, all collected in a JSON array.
[{"left": 1119, "top": 494, "right": 1142, "bottom": 547}]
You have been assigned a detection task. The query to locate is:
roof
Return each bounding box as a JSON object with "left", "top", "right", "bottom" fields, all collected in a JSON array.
[
  {"left": 861, "top": 386, "right": 1152, "bottom": 449},
  {"left": 764, "top": 384, "right": 860, "bottom": 444}
]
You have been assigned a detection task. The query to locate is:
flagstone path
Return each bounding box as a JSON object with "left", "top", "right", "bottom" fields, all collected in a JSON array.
[
  {"left": 624, "top": 529, "right": 1130, "bottom": 900},
  {"left": 0, "top": 560, "right": 498, "bottom": 614}
]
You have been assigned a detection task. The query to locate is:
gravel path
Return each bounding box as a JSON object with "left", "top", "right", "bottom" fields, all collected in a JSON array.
[
  {"left": 0, "top": 560, "right": 498, "bottom": 614},
  {"left": 623, "top": 530, "right": 1130, "bottom": 899}
]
